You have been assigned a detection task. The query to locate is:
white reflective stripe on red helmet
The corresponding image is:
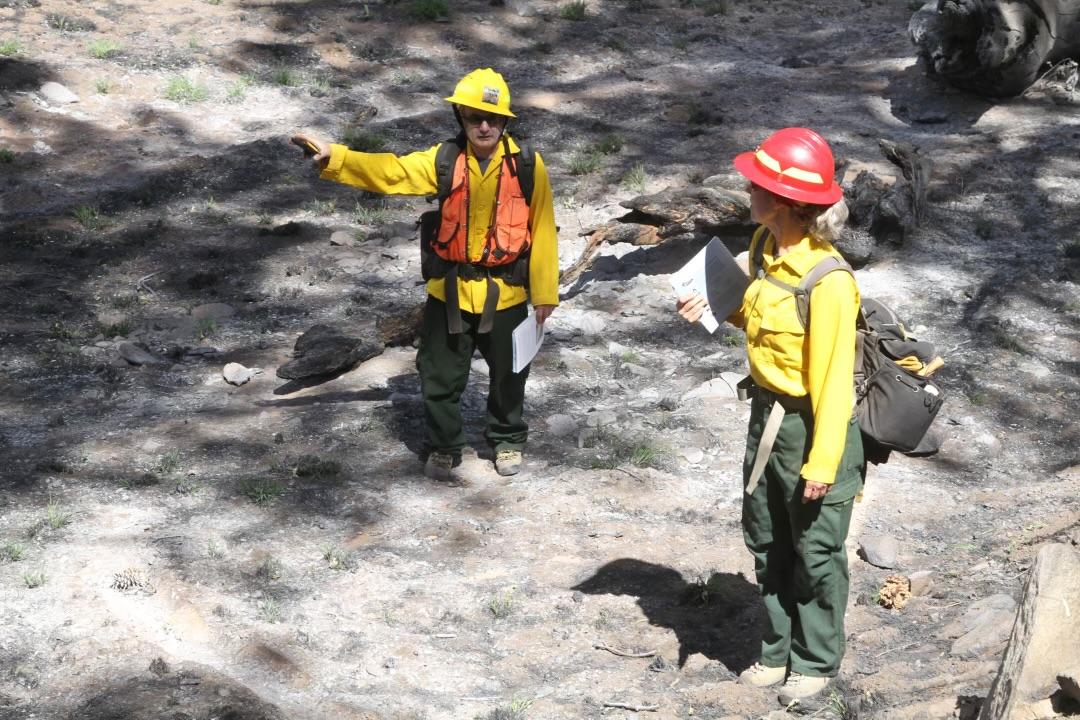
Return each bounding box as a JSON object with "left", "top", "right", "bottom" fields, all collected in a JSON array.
[{"left": 755, "top": 148, "right": 826, "bottom": 185}]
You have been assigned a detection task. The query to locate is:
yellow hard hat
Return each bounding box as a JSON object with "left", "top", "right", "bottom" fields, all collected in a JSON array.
[{"left": 444, "top": 67, "right": 516, "bottom": 118}]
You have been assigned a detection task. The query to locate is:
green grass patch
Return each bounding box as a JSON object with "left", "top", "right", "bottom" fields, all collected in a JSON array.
[
  {"left": 342, "top": 127, "right": 387, "bottom": 152},
  {"left": 242, "top": 477, "right": 285, "bottom": 505},
  {"left": 487, "top": 590, "right": 515, "bottom": 619},
  {"left": 273, "top": 67, "right": 300, "bottom": 87},
  {"left": 88, "top": 39, "right": 122, "bottom": 59},
  {"left": 305, "top": 199, "right": 337, "bottom": 216},
  {"left": 164, "top": 75, "right": 208, "bottom": 103},
  {"left": 630, "top": 444, "right": 657, "bottom": 468},
  {"left": 0, "top": 148, "right": 14, "bottom": 163},
  {"left": 322, "top": 545, "right": 349, "bottom": 570},
  {"left": 1064, "top": 239, "right": 1080, "bottom": 259},
  {"left": 622, "top": 163, "right": 647, "bottom": 193},
  {"left": 46, "top": 502, "right": 71, "bottom": 530},
  {"left": 155, "top": 449, "right": 181, "bottom": 475},
  {"left": 195, "top": 317, "right": 217, "bottom": 339},
  {"left": 406, "top": 0, "right": 449, "bottom": 21},
  {"left": 72, "top": 205, "right": 101, "bottom": 231},
  {"left": 259, "top": 597, "right": 281, "bottom": 623},
  {"left": 354, "top": 201, "right": 389, "bottom": 225},
  {"left": 95, "top": 79, "right": 110, "bottom": 94},
  {"left": 23, "top": 570, "right": 46, "bottom": 589},
  {"left": 99, "top": 318, "right": 134, "bottom": 338},
  {"left": 560, "top": 0, "right": 588, "bottom": 20},
  {"left": 0, "top": 40, "right": 20, "bottom": 56},
  {"left": 4, "top": 541, "right": 26, "bottom": 562},
  {"left": 568, "top": 150, "right": 602, "bottom": 176},
  {"left": 596, "top": 134, "right": 623, "bottom": 155}
]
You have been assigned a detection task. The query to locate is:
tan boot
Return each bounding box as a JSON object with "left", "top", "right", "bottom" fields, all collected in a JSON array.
[
  {"left": 424, "top": 451, "right": 465, "bottom": 484},
  {"left": 494, "top": 449, "right": 522, "bottom": 476},
  {"left": 738, "top": 662, "right": 787, "bottom": 687},
  {"left": 777, "top": 673, "right": 831, "bottom": 704}
]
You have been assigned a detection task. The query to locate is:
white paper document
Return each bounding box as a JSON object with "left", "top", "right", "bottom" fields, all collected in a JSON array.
[
  {"left": 512, "top": 308, "right": 545, "bottom": 373},
  {"left": 669, "top": 237, "right": 749, "bottom": 334}
]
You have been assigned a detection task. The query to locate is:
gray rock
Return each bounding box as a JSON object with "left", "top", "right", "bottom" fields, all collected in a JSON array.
[
  {"left": 39, "top": 81, "right": 79, "bottom": 104},
  {"left": 223, "top": 363, "right": 258, "bottom": 386},
  {"left": 945, "top": 594, "right": 1017, "bottom": 658},
  {"left": 507, "top": 0, "right": 537, "bottom": 16},
  {"left": 858, "top": 535, "right": 899, "bottom": 568},
  {"left": 277, "top": 324, "right": 383, "bottom": 380},
  {"left": 681, "top": 376, "right": 739, "bottom": 402},
  {"left": 545, "top": 414, "right": 577, "bottom": 438},
  {"left": 118, "top": 342, "right": 165, "bottom": 366},
  {"left": 584, "top": 410, "right": 617, "bottom": 428},
  {"left": 191, "top": 303, "right": 236, "bottom": 322},
  {"left": 980, "top": 545, "right": 1080, "bottom": 719},
  {"left": 680, "top": 448, "right": 705, "bottom": 464},
  {"left": 33, "top": 140, "right": 54, "bottom": 155},
  {"left": 329, "top": 230, "right": 354, "bottom": 246},
  {"left": 577, "top": 313, "right": 606, "bottom": 336},
  {"left": 909, "top": 570, "right": 935, "bottom": 597}
]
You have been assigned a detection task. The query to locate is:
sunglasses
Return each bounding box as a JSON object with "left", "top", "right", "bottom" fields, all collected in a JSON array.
[{"left": 460, "top": 111, "right": 506, "bottom": 127}]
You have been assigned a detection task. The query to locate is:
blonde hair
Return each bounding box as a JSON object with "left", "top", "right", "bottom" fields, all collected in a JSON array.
[{"left": 785, "top": 198, "right": 849, "bottom": 244}]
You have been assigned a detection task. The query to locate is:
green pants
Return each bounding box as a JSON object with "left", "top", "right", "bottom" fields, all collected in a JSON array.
[
  {"left": 416, "top": 296, "right": 530, "bottom": 454},
  {"left": 741, "top": 396, "right": 865, "bottom": 677}
]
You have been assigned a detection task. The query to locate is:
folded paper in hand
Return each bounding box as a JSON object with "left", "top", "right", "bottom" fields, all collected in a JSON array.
[
  {"left": 670, "top": 237, "right": 749, "bottom": 333},
  {"left": 512, "top": 308, "right": 545, "bottom": 373}
]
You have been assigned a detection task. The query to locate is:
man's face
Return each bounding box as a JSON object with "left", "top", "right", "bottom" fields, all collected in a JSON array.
[{"left": 459, "top": 107, "right": 507, "bottom": 157}]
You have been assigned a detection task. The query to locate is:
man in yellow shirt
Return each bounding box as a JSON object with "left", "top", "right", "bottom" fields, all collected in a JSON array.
[
  {"left": 678, "top": 128, "right": 864, "bottom": 705},
  {"left": 293, "top": 68, "right": 559, "bottom": 482}
]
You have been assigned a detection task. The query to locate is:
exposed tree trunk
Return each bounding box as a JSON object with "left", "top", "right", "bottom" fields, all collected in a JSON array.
[
  {"left": 910, "top": 0, "right": 1080, "bottom": 96},
  {"left": 560, "top": 187, "right": 749, "bottom": 286}
]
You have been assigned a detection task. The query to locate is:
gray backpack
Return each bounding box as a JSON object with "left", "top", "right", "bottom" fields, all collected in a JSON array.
[{"left": 750, "top": 241, "right": 945, "bottom": 462}]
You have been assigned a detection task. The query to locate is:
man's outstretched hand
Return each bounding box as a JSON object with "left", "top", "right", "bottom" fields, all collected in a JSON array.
[{"left": 290, "top": 133, "right": 330, "bottom": 170}]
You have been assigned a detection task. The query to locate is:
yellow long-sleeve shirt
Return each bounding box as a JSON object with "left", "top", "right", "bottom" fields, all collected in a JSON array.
[
  {"left": 730, "top": 227, "right": 860, "bottom": 485},
  {"left": 319, "top": 136, "right": 560, "bottom": 313}
]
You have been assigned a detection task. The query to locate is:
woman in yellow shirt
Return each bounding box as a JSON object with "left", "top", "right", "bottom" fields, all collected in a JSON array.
[{"left": 678, "top": 128, "right": 863, "bottom": 705}]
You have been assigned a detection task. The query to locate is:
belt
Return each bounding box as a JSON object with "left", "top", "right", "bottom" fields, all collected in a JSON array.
[{"left": 742, "top": 379, "right": 810, "bottom": 496}]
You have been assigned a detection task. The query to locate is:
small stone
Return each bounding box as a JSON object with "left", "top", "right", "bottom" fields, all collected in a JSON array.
[
  {"left": 39, "top": 81, "right": 79, "bottom": 104},
  {"left": 680, "top": 448, "right": 705, "bottom": 464},
  {"left": 908, "top": 570, "right": 935, "bottom": 596},
  {"left": 118, "top": 342, "right": 165, "bottom": 366},
  {"left": 577, "top": 313, "right": 607, "bottom": 336},
  {"left": 191, "top": 303, "right": 236, "bottom": 322},
  {"left": 584, "top": 410, "right": 617, "bottom": 428},
  {"left": 329, "top": 230, "right": 353, "bottom": 246},
  {"left": 223, "top": 362, "right": 258, "bottom": 386},
  {"left": 858, "top": 535, "right": 899, "bottom": 568},
  {"left": 545, "top": 414, "right": 577, "bottom": 438}
]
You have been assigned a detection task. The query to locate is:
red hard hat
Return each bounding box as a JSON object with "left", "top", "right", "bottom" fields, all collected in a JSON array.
[{"left": 733, "top": 127, "right": 843, "bottom": 205}]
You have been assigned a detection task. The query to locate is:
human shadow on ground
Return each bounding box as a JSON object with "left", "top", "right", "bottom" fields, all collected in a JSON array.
[{"left": 572, "top": 558, "right": 762, "bottom": 672}]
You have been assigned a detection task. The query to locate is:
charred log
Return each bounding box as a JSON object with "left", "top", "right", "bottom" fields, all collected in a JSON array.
[{"left": 910, "top": 0, "right": 1080, "bottom": 96}]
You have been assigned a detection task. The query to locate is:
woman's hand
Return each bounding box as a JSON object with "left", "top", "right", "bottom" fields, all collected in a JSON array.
[
  {"left": 676, "top": 293, "right": 709, "bottom": 323},
  {"left": 802, "top": 480, "right": 831, "bottom": 503},
  {"left": 290, "top": 133, "right": 331, "bottom": 170},
  {"left": 534, "top": 304, "right": 555, "bottom": 325}
]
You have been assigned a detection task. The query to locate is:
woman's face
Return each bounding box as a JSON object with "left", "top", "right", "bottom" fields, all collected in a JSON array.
[{"left": 748, "top": 182, "right": 784, "bottom": 226}]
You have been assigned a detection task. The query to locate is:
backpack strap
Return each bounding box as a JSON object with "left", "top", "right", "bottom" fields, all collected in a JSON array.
[
  {"left": 434, "top": 133, "right": 466, "bottom": 202},
  {"left": 759, "top": 254, "right": 853, "bottom": 330},
  {"left": 749, "top": 226, "right": 769, "bottom": 280}
]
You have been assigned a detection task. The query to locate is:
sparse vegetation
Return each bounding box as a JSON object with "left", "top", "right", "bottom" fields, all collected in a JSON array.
[
  {"left": 322, "top": 545, "right": 349, "bottom": 570},
  {"left": 273, "top": 67, "right": 300, "bottom": 87},
  {"left": 257, "top": 556, "right": 283, "bottom": 581},
  {"left": 568, "top": 150, "right": 602, "bottom": 176},
  {"left": 4, "top": 541, "right": 26, "bottom": 562},
  {"left": 0, "top": 148, "right": 14, "bottom": 163},
  {"left": 207, "top": 538, "right": 225, "bottom": 558},
  {"left": 597, "top": 135, "right": 623, "bottom": 155},
  {"left": 354, "top": 201, "right": 390, "bottom": 224},
  {"left": 156, "top": 449, "right": 181, "bottom": 475},
  {"left": 72, "top": 205, "right": 101, "bottom": 231},
  {"left": 164, "top": 75, "right": 208, "bottom": 103},
  {"left": 195, "top": 317, "right": 217, "bottom": 339},
  {"left": 630, "top": 444, "right": 657, "bottom": 468},
  {"left": 95, "top": 79, "right": 110, "bottom": 94},
  {"left": 306, "top": 199, "right": 337, "bottom": 216},
  {"left": 0, "top": 40, "right": 20, "bottom": 56},
  {"left": 560, "top": 0, "right": 588, "bottom": 20},
  {"left": 342, "top": 128, "right": 387, "bottom": 152},
  {"left": 406, "top": 0, "right": 449, "bottom": 21},
  {"left": 46, "top": 502, "right": 71, "bottom": 530},
  {"left": 622, "top": 163, "right": 647, "bottom": 193},
  {"left": 23, "top": 570, "right": 46, "bottom": 589},
  {"left": 88, "top": 39, "right": 122, "bottom": 59},
  {"left": 488, "top": 590, "right": 515, "bottom": 619},
  {"left": 259, "top": 597, "right": 281, "bottom": 623},
  {"left": 241, "top": 477, "right": 285, "bottom": 505}
]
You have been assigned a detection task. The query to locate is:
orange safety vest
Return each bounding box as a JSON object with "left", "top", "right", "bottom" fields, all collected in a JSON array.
[{"left": 431, "top": 152, "right": 532, "bottom": 267}]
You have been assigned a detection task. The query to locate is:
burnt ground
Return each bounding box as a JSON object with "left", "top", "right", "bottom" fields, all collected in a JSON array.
[{"left": 1, "top": 0, "right": 1080, "bottom": 719}]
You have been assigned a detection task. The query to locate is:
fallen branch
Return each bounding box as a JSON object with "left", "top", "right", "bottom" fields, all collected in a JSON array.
[
  {"left": 593, "top": 642, "right": 656, "bottom": 658},
  {"left": 602, "top": 701, "right": 659, "bottom": 712},
  {"left": 136, "top": 270, "right": 162, "bottom": 296},
  {"left": 559, "top": 229, "right": 608, "bottom": 287}
]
